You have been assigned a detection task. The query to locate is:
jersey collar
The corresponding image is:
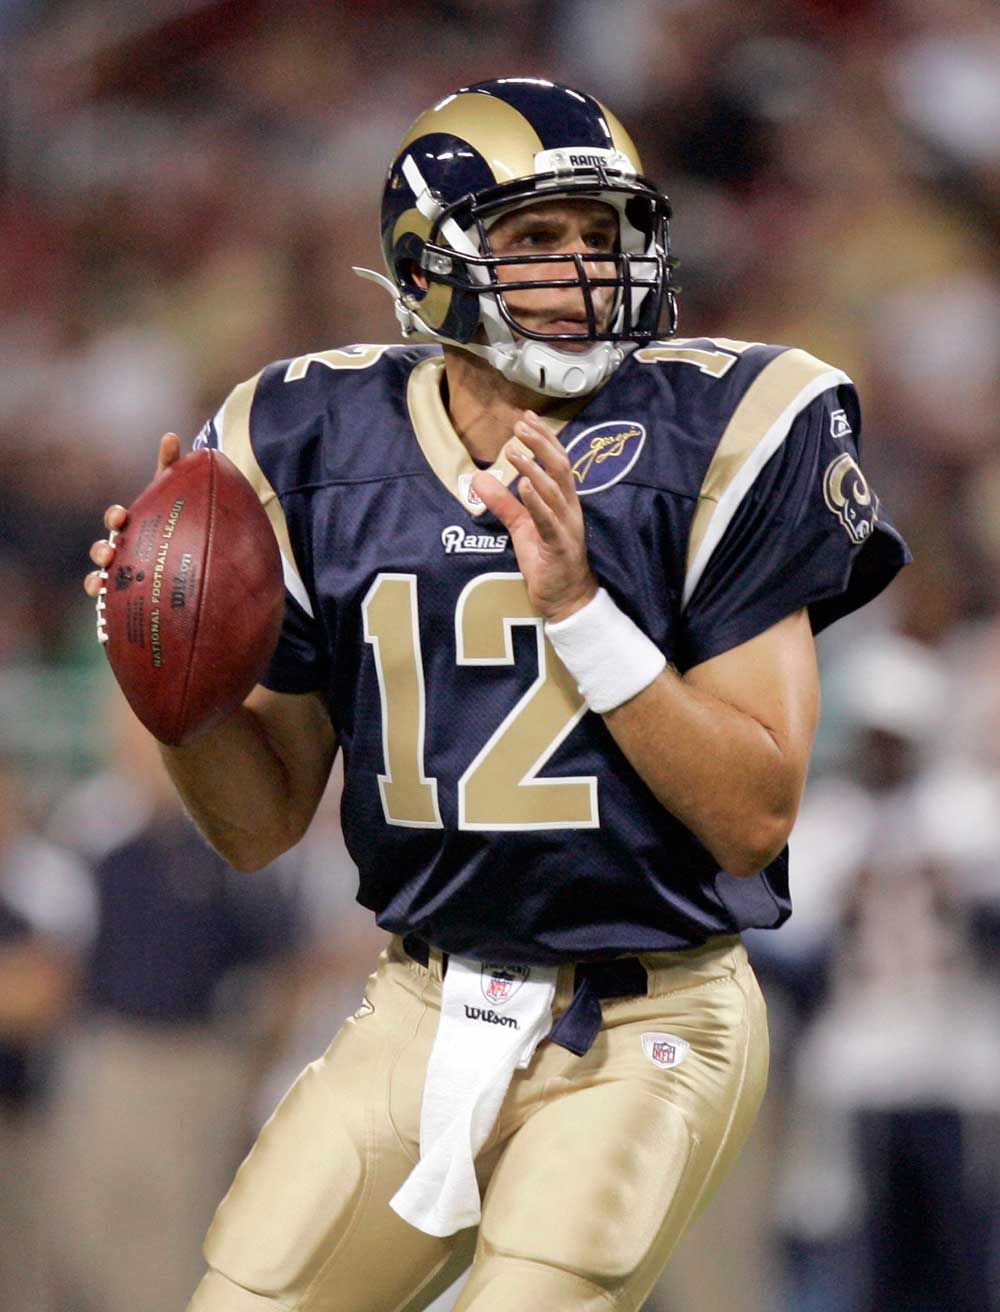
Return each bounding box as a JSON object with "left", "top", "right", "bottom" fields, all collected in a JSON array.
[{"left": 405, "top": 356, "right": 584, "bottom": 517}]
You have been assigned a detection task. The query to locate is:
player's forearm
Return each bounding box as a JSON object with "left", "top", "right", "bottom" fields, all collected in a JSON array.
[
  {"left": 603, "top": 670, "right": 805, "bottom": 879},
  {"left": 157, "top": 688, "right": 335, "bottom": 871},
  {"left": 158, "top": 708, "right": 296, "bottom": 869}
]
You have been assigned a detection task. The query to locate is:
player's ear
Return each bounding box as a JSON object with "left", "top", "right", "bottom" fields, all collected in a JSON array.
[{"left": 403, "top": 259, "right": 428, "bottom": 292}]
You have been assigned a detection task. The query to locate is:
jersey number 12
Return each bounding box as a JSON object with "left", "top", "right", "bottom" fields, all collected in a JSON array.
[{"left": 362, "top": 572, "right": 599, "bottom": 831}]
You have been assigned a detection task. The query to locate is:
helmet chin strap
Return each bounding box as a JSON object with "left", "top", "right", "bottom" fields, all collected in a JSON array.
[{"left": 458, "top": 337, "right": 626, "bottom": 397}]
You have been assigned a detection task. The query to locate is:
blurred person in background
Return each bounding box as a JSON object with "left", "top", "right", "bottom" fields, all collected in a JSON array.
[
  {"left": 0, "top": 754, "right": 95, "bottom": 1312},
  {"left": 247, "top": 753, "right": 389, "bottom": 1129},
  {"left": 45, "top": 700, "right": 305, "bottom": 1312},
  {"left": 759, "top": 633, "right": 1000, "bottom": 1312}
]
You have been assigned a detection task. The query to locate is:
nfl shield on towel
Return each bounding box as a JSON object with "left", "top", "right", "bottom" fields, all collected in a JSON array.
[{"left": 481, "top": 963, "right": 531, "bottom": 1006}]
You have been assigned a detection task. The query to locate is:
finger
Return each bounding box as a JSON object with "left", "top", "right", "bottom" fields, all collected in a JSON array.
[
  {"left": 83, "top": 569, "right": 107, "bottom": 599},
  {"left": 518, "top": 476, "right": 561, "bottom": 544},
  {"left": 103, "top": 504, "right": 127, "bottom": 532},
  {"left": 522, "top": 413, "right": 574, "bottom": 493},
  {"left": 511, "top": 422, "right": 582, "bottom": 526},
  {"left": 155, "top": 432, "right": 182, "bottom": 477},
  {"left": 89, "top": 538, "right": 117, "bottom": 568},
  {"left": 521, "top": 409, "right": 557, "bottom": 437},
  {"left": 509, "top": 445, "right": 566, "bottom": 516},
  {"left": 515, "top": 412, "right": 562, "bottom": 459},
  {"left": 515, "top": 413, "right": 573, "bottom": 491},
  {"left": 471, "top": 471, "right": 531, "bottom": 534}
]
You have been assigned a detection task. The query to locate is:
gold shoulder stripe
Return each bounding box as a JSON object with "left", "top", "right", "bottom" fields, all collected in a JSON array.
[
  {"left": 398, "top": 92, "right": 542, "bottom": 183},
  {"left": 218, "top": 372, "right": 313, "bottom": 617},
  {"left": 683, "top": 349, "right": 851, "bottom": 609}
]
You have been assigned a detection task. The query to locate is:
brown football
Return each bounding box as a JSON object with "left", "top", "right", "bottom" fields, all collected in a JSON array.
[{"left": 98, "top": 448, "right": 285, "bottom": 745}]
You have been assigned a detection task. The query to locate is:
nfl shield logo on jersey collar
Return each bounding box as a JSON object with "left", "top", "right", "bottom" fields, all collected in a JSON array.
[
  {"left": 481, "top": 963, "right": 531, "bottom": 1005},
  {"left": 641, "top": 1031, "right": 690, "bottom": 1070},
  {"left": 458, "top": 471, "right": 497, "bottom": 511}
]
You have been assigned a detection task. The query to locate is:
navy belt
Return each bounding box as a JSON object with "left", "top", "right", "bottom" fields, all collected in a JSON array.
[{"left": 401, "top": 934, "right": 649, "bottom": 1056}]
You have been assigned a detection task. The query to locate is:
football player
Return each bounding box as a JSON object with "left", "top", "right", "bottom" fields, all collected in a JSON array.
[{"left": 85, "top": 78, "right": 909, "bottom": 1311}]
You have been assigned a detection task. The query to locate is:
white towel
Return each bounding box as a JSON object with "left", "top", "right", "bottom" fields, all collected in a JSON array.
[{"left": 390, "top": 955, "right": 557, "bottom": 1236}]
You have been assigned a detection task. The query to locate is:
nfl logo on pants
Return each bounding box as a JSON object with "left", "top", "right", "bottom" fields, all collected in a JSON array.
[{"left": 641, "top": 1031, "right": 691, "bottom": 1070}]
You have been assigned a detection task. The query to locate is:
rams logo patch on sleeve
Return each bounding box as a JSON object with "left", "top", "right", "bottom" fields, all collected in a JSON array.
[{"left": 823, "top": 453, "right": 876, "bottom": 544}]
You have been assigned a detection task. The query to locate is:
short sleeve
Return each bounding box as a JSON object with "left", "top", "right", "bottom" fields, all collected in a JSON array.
[
  {"left": 678, "top": 385, "right": 910, "bottom": 670},
  {"left": 193, "top": 383, "right": 330, "bottom": 695},
  {"left": 260, "top": 592, "right": 330, "bottom": 693}
]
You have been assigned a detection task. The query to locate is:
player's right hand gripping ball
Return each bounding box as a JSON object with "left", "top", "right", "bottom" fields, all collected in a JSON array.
[{"left": 98, "top": 449, "right": 285, "bottom": 745}]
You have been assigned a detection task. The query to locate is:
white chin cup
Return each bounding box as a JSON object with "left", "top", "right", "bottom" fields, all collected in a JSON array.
[{"left": 467, "top": 337, "right": 625, "bottom": 397}]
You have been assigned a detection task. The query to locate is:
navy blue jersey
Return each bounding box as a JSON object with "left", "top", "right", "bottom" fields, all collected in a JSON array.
[{"left": 197, "top": 338, "right": 909, "bottom": 964}]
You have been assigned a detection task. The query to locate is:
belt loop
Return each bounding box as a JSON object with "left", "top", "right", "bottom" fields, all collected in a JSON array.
[
  {"left": 427, "top": 945, "right": 446, "bottom": 982},
  {"left": 637, "top": 952, "right": 666, "bottom": 996},
  {"left": 639, "top": 935, "right": 744, "bottom": 996},
  {"left": 554, "top": 963, "right": 578, "bottom": 1013}
]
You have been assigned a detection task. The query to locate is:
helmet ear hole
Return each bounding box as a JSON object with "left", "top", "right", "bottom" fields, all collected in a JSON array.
[
  {"left": 395, "top": 234, "right": 428, "bottom": 298},
  {"left": 401, "top": 258, "right": 428, "bottom": 292},
  {"left": 395, "top": 242, "right": 480, "bottom": 343}
]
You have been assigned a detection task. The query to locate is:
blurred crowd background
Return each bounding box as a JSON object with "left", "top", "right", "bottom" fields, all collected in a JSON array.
[{"left": 1, "top": 1, "right": 998, "bottom": 1310}]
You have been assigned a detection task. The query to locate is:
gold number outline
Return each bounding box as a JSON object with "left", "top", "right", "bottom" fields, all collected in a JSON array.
[
  {"left": 362, "top": 571, "right": 598, "bottom": 831},
  {"left": 455, "top": 573, "right": 598, "bottom": 832},
  {"left": 361, "top": 574, "right": 442, "bottom": 828},
  {"left": 283, "top": 345, "right": 392, "bottom": 383},
  {"left": 635, "top": 337, "right": 761, "bottom": 379}
]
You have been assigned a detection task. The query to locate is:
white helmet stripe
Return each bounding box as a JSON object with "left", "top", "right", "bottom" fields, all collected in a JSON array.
[
  {"left": 401, "top": 154, "right": 443, "bottom": 222},
  {"left": 401, "top": 154, "right": 505, "bottom": 335}
]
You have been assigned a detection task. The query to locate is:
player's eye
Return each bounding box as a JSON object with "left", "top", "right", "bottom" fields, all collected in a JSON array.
[
  {"left": 584, "top": 228, "right": 617, "bottom": 252},
  {"left": 510, "top": 226, "right": 558, "bottom": 249}
]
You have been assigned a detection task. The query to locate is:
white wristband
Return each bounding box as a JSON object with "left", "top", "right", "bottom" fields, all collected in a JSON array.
[{"left": 544, "top": 587, "right": 667, "bottom": 714}]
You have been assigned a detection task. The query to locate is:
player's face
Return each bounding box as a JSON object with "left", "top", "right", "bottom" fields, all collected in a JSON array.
[{"left": 486, "top": 198, "right": 619, "bottom": 352}]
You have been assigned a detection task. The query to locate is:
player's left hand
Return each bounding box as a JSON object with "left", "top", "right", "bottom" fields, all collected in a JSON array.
[{"left": 472, "top": 411, "right": 598, "bottom": 623}]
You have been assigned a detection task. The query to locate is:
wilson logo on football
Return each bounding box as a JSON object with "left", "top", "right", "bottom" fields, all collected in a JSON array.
[
  {"left": 480, "top": 964, "right": 530, "bottom": 1006},
  {"left": 565, "top": 420, "right": 646, "bottom": 496},
  {"left": 641, "top": 1031, "right": 690, "bottom": 1070}
]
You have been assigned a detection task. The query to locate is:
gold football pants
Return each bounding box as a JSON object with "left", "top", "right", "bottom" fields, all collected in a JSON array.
[{"left": 188, "top": 933, "right": 768, "bottom": 1312}]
